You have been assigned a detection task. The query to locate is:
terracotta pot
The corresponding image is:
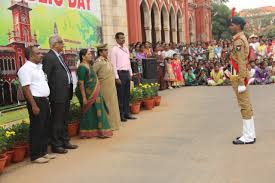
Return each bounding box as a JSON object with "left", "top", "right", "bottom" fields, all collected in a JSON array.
[
  {"left": 4, "top": 150, "right": 14, "bottom": 167},
  {"left": 68, "top": 122, "right": 80, "bottom": 137},
  {"left": 25, "top": 144, "right": 30, "bottom": 158},
  {"left": 12, "top": 144, "right": 27, "bottom": 163},
  {"left": 0, "top": 154, "right": 7, "bottom": 174},
  {"left": 130, "top": 102, "right": 141, "bottom": 114},
  {"left": 143, "top": 98, "right": 154, "bottom": 110},
  {"left": 154, "top": 96, "right": 162, "bottom": 106}
]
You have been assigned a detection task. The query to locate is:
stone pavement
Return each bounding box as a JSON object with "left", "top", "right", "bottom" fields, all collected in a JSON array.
[{"left": 1, "top": 85, "right": 275, "bottom": 183}]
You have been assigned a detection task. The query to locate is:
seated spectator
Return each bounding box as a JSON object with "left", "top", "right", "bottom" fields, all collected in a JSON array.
[
  {"left": 197, "top": 69, "right": 208, "bottom": 86},
  {"left": 248, "top": 63, "right": 256, "bottom": 85},
  {"left": 254, "top": 62, "right": 272, "bottom": 85},
  {"left": 184, "top": 68, "right": 197, "bottom": 86},
  {"left": 208, "top": 63, "right": 224, "bottom": 86}
]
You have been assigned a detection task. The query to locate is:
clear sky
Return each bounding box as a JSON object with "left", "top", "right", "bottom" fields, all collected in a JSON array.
[{"left": 226, "top": 0, "right": 275, "bottom": 11}]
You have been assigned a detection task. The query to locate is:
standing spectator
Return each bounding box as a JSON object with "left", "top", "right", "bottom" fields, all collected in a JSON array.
[
  {"left": 208, "top": 42, "right": 215, "bottom": 60},
  {"left": 18, "top": 46, "right": 56, "bottom": 163},
  {"left": 110, "top": 32, "right": 136, "bottom": 122},
  {"left": 75, "top": 49, "right": 113, "bottom": 138},
  {"left": 266, "top": 39, "right": 274, "bottom": 59},
  {"left": 171, "top": 54, "right": 184, "bottom": 87},
  {"left": 214, "top": 42, "right": 223, "bottom": 61},
  {"left": 93, "top": 44, "right": 121, "bottom": 131},
  {"left": 257, "top": 39, "right": 267, "bottom": 61},
  {"left": 43, "top": 35, "right": 78, "bottom": 154},
  {"left": 164, "top": 57, "right": 175, "bottom": 89},
  {"left": 144, "top": 41, "right": 153, "bottom": 57}
]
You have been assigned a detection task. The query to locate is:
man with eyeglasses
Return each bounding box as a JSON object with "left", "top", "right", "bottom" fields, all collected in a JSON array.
[{"left": 43, "top": 35, "right": 78, "bottom": 154}]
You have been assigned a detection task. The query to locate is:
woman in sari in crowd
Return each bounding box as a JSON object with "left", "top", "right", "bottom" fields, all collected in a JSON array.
[
  {"left": 93, "top": 44, "right": 121, "bottom": 131},
  {"left": 75, "top": 49, "right": 113, "bottom": 138},
  {"left": 144, "top": 41, "right": 153, "bottom": 58},
  {"left": 154, "top": 45, "right": 167, "bottom": 90}
]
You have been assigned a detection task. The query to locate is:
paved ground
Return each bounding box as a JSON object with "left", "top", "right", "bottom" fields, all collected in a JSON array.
[{"left": 2, "top": 85, "right": 275, "bottom": 183}]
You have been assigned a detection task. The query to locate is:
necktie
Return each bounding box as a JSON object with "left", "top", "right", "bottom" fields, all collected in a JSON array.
[{"left": 58, "top": 55, "right": 73, "bottom": 84}]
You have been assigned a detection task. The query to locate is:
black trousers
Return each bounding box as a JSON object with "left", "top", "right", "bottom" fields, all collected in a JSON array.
[
  {"left": 116, "top": 71, "right": 131, "bottom": 119},
  {"left": 50, "top": 101, "right": 70, "bottom": 148},
  {"left": 26, "top": 97, "right": 50, "bottom": 161}
]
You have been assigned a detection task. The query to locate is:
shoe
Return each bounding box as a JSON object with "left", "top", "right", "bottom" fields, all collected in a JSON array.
[
  {"left": 32, "top": 157, "right": 49, "bottom": 164},
  {"left": 52, "top": 147, "right": 68, "bottom": 154},
  {"left": 236, "top": 136, "right": 256, "bottom": 142},
  {"left": 121, "top": 117, "right": 127, "bottom": 122},
  {"left": 63, "top": 143, "right": 78, "bottom": 149},
  {"left": 232, "top": 139, "right": 255, "bottom": 145},
  {"left": 43, "top": 154, "right": 56, "bottom": 159},
  {"left": 126, "top": 116, "right": 137, "bottom": 120}
]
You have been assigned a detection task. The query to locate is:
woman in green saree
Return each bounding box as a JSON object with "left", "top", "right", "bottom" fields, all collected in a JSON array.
[{"left": 75, "top": 49, "right": 113, "bottom": 138}]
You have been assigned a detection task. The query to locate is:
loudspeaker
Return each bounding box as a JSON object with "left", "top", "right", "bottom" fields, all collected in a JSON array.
[{"left": 142, "top": 58, "right": 157, "bottom": 79}]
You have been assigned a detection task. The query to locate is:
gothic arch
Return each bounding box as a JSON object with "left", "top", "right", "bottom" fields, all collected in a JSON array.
[
  {"left": 140, "top": 0, "right": 150, "bottom": 42},
  {"left": 161, "top": 4, "right": 169, "bottom": 42},
  {"left": 151, "top": 1, "right": 161, "bottom": 43},
  {"left": 177, "top": 10, "right": 184, "bottom": 43},
  {"left": 169, "top": 6, "right": 176, "bottom": 43},
  {"left": 189, "top": 16, "right": 196, "bottom": 43}
]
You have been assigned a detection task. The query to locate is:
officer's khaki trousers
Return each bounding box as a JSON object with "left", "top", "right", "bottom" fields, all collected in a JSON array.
[{"left": 230, "top": 76, "right": 253, "bottom": 119}]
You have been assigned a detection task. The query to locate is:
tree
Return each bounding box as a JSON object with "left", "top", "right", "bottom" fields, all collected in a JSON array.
[{"left": 211, "top": 2, "right": 232, "bottom": 40}]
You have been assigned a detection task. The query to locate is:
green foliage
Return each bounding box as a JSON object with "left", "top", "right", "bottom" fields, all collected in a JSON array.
[
  {"left": 0, "top": 127, "right": 8, "bottom": 154},
  {"left": 140, "top": 84, "right": 155, "bottom": 99},
  {"left": 3, "top": 129, "right": 16, "bottom": 150},
  {"left": 10, "top": 122, "right": 29, "bottom": 145},
  {"left": 212, "top": 2, "right": 232, "bottom": 40},
  {"left": 150, "top": 83, "right": 160, "bottom": 97},
  {"left": 68, "top": 102, "right": 81, "bottom": 122},
  {"left": 130, "top": 87, "right": 143, "bottom": 104}
]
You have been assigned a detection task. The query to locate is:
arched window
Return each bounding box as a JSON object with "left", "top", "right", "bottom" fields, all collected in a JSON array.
[
  {"left": 19, "top": 56, "right": 23, "bottom": 67},
  {"left": 8, "top": 59, "right": 12, "bottom": 70},
  {"left": 0, "top": 59, "right": 3, "bottom": 71},
  {"left": 12, "top": 59, "right": 16, "bottom": 70},
  {"left": 4, "top": 59, "right": 8, "bottom": 70}
]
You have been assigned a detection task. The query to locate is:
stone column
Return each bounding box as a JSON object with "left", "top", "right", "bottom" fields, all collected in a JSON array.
[
  {"left": 100, "top": 0, "right": 129, "bottom": 48},
  {"left": 164, "top": 27, "right": 170, "bottom": 43},
  {"left": 144, "top": 26, "right": 152, "bottom": 42}
]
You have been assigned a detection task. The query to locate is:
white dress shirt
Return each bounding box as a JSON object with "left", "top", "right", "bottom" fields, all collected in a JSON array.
[{"left": 18, "top": 61, "right": 50, "bottom": 97}]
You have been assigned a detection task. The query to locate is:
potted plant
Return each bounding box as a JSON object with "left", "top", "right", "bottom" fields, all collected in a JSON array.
[
  {"left": 151, "top": 83, "right": 161, "bottom": 106},
  {"left": 141, "top": 84, "right": 155, "bottom": 110},
  {"left": 11, "top": 123, "right": 29, "bottom": 163},
  {"left": 0, "top": 127, "right": 8, "bottom": 173},
  {"left": 68, "top": 102, "right": 81, "bottom": 137},
  {"left": 3, "top": 129, "right": 16, "bottom": 167},
  {"left": 130, "top": 87, "right": 143, "bottom": 114}
]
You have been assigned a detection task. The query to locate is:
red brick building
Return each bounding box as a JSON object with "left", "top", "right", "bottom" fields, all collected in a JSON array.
[
  {"left": 0, "top": 0, "right": 78, "bottom": 106},
  {"left": 126, "top": 0, "right": 212, "bottom": 44}
]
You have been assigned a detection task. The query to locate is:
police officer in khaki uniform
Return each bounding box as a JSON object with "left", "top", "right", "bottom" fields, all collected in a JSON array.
[{"left": 228, "top": 17, "right": 256, "bottom": 145}]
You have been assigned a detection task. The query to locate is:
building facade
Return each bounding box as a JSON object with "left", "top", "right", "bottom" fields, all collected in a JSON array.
[
  {"left": 126, "top": 0, "right": 212, "bottom": 44},
  {"left": 1, "top": 0, "right": 212, "bottom": 106}
]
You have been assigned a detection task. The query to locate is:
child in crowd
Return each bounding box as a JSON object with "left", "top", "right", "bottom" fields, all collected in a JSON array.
[
  {"left": 172, "top": 54, "right": 184, "bottom": 87},
  {"left": 208, "top": 63, "right": 224, "bottom": 86},
  {"left": 184, "top": 68, "right": 197, "bottom": 86},
  {"left": 164, "top": 57, "right": 176, "bottom": 89}
]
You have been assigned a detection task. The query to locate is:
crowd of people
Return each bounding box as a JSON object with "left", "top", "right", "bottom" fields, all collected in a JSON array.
[
  {"left": 129, "top": 35, "right": 275, "bottom": 90},
  {"left": 16, "top": 30, "right": 275, "bottom": 164}
]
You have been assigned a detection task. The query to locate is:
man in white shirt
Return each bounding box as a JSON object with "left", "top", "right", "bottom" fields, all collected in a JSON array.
[{"left": 18, "top": 46, "right": 56, "bottom": 164}]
